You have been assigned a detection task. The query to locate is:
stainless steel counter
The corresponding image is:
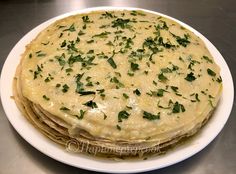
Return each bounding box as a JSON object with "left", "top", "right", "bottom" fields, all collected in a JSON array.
[{"left": 0, "top": 0, "right": 235, "bottom": 173}]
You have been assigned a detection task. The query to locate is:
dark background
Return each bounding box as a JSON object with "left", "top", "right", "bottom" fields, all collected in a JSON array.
[{"left": 0, "top": 0, "right": 235, "bottom": 174}]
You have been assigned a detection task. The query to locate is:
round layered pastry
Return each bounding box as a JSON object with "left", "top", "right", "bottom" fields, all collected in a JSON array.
[{"left": 13, "top": 10, "right": 223, "bottom": 158}]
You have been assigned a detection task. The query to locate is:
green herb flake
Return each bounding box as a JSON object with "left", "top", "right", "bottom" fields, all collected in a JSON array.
[
  {"left": 56, "top": 84, "right": 61, "bottom": 88},
  {"left": 106, "top": 41, "right": 114, "bottom": 46},
  {"left": 118, "top": 110, "right": 130, "bottom": 122},
  {"left": 131, "top": 62, "right": 139, "bottom": 71},
  {"left": 171, "top": 86, "right": 178, "bottom": 92},
  {"left": 101, "top": 11, "right": 117, "bottom": 18},
  {"left": 44, "top": 77, "right": 50, "bottom": 82},
  {"left": 216, "top": 76, "right": 222, "bottom": 83},
  {"left": 66, "top": 68, "right": 73, "bottom": 73},
  {"left": 174, "top": 34, "right": 190, "bottom": 47},
  {"left": 63, "top": 23, "right": 76, "bottom": 32},
  {"left": 83, "top": 100, "right": 98, "bottom": 109},
  {"left": 78, "top": 91, "right": 96, "bottom": 96},
  {"left": 172, "top": 102, "right": 185, "bottom": 113},
  {"left": 61, "top": 40, "right": 67, "bottom": 47},
  {"left": 143, "top": 111, "right": 160, "bottom": 120},
  {"left": 29, "top": 53, "right": 32, "bottom": 59},
  {"left": 195, "top": 93, "right": 200, "bottom": 102},
  {"left": 55, "top": 53, "right": 66, "bottom": 67},
  {"left": 36, "top": 53, "right": 46, "bottom": 57},
  {"left": 156, "top": 89, "right": 165, "bottom": 97},
  {"left": 202, "top": 56, "right": 213, "bottom": 63},
  {"left": 158, "top": 73, "right": 168, "bottom": 82},
  {"left": 78, "top": 30, "right": 85, "bottom": 36},
  {"left": 116, "top": 124, "right": 121, "bottom": 130},
  {"left": 207, "top": 68, "right": 216, "bottom": 76},
  {"left": 75, "top": 73, "right": 84, "bottom": 93},
  {"left": 60, "top": 106, "right": 70, "bottom": 111},
  {"left": 185, "top": 72, "right": 196, "bottom": 82},
  {"left": 82, "top": 15, "right": 92, "bottom": 23},
  {"left": 62, "top": 84, "right": 69, "bottom": 93},
  {"left": 87, "top": 40, "right": 94, "bottom": 44},
  {"left": 75, "top": 110, "right": 86, "bottom": 120},
  {"left": 123, "top": 93, "right": 129, "bottom": 99},
  {"left": 92, "top": 31, "right": 111, "bottom": 38},
  {"left": 107, "top": 57, "right": 117, "bottom": 69},
  {"left": 111, "top": 18, "right": 132, "bottom": 29},
  {"left": 110, "top": 77, "right": 124, "bottom": 88},
  {"left": 42, "top": 95, "right": 50, "bottom": 101},
  {"left": 133, "top": 89, "right": 141, "bottom": 96},
  {"left": 130, "top": 10, "right": 146, "bottom": 16}
]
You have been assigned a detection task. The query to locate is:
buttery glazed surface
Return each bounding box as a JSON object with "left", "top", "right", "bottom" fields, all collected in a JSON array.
[{"left": 18, "top": 10, "right": 222, "bottom": 145}]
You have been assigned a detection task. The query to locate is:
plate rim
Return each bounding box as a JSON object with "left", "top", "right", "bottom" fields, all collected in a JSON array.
[{"left": 0, "top": 6, "right": 234, "bottom": 173}]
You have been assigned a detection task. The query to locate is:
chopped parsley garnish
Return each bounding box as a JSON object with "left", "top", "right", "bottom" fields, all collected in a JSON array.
[
  {"left": 101, "top": 11, "right": 117, "bottom": 18},
  {"left": 78, "top": 30, "right": 85, "bottom": 36},
  {"left": 63, "top": 23, "right": 76, "bottom": 32},
  {"left": 216, "top": 76, "right": 222, "bottom": 83},
  {"left": 36, "top": 53, "right": 46, "bottom": 57},
  {"left": 143, "top": 111, "right": 160, "bottom": 120},
  {"left": 60, "top": 106, "right": 70, "bottom": 111},
  {"left": 171, "top": 86, "right": 178, "bottom": 92},
  {"left": 171, "top": 33, "right": 190, "bottom": 47},
  {"left": 133, "top": 89, "right": 141, "bottom": 96},
  {"left": 195, "top": 93, "right": 200, "bottom": 102},
  {"left": 107, "top": 57, "right": 117, "bottom": 69},
  {"left": 158, "top": 37, "right": 174, "bottom": 48},
  {"left": 82, "top": 15, "right": 92, "bottom": 23},
  {"left": 33, "top": 65, "right": 42, "bottom": 79},
  {"left": 161, "top": 67, "right": 172, "bottom": 73},
  {"left": 42, "top": 95, "right": 50, "bottom": 101},
  {"left": 67, "top": 41, "right": 78, "bottom": 52},
  {"left": 61, "top": 40, "right": 67, "bottom": 47},
  {"left": 78, "top": 91, "right": 96, "bottom": 96},
  {"left": 55, "top": 53, "right": 66, "bottom": 67},
  {"left": 125, "top": 38, "right": 134, "bottom": 49},
  {"left": 87, "top": 50, "right": 94, "bottom": 54},
  {"left": 185, "top": 72, "right": 196, "bottom": 82},
  {"left": 110, "top": 77, "right": 124, "bottom": 88},
  {"left": 75, "top": 73, "right": 84, "bottom": 93},
  {"left": 116, "top": 125, "right": 121, "bottom": 130},
  {"left": 66, "top": 68, "right": 73, "bottom": 73},
  {"left": 176, "top": 34, "right": 190, "bottom": 47},
  {"left": 106, "top": 41, "right": 114, "bottom": 46},
  {"left": 130, "top": 10, "right": 146, "bottom": 16},
  {"left": 123, "top": 93, "right": 129, "bottom": 99},
  {"left": 209, "top": 100, "right": 214, "bottom": 108},
  {"left": 83, "top": 100, "right": 98, "bottom": 109},
  {"left": 207, "top": 68, "right": 216, "bottom": 76},
  {"left": 68, "top": 54, "right": 83, "bottom": 66},
  {"left": 62, "top": 84, "right": 69, "bottom": 93},
  {"left": 56, "top": 84, "right": 61, "bottom": 88},
  {"left": 87, "top": 40, "right": 94, "bottom": 43},
  {"left": 172, "top": 102, "right": 185, "bottom": 113},
  {"left": 118, "top": 110, "right": 130, "bottom": 122},
  {"left": 29, "top": 53, "right": 32, "bottom": 59},
  {"left": 75, "top": 110, "right": 86, "bottom": 120},
  {"left": 44, "top": 77, "right": 50, "bottom": 82},
  {"left": 41, "top": 41, "right": 50, "bottom": 45},
  {"left": 202, "top": 56, "right": 213, "bottom": 63},
  {"left": 92, "top": 31, "right": 111, "bottom": 38},
  {"left": 130, "top": 62, "right": 139, "bottom": 71},
  {"left": 158, "top": 73, "right": 168, "bottom": 82},
  {"left": 111, "top": 18, "right": 131, "bottom": 29},
  {"left": 156, "top": 89, "right": 165, "bottom": 97}
]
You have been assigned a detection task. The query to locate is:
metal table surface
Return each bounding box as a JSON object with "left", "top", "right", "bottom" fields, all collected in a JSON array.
[{"left": 0, "top": 0, "right": 235, "bottom": 174}]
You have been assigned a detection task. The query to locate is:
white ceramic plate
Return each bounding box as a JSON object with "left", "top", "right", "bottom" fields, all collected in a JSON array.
[{"left": 0, "top": 7, "right": 234, "bottom": 173}]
